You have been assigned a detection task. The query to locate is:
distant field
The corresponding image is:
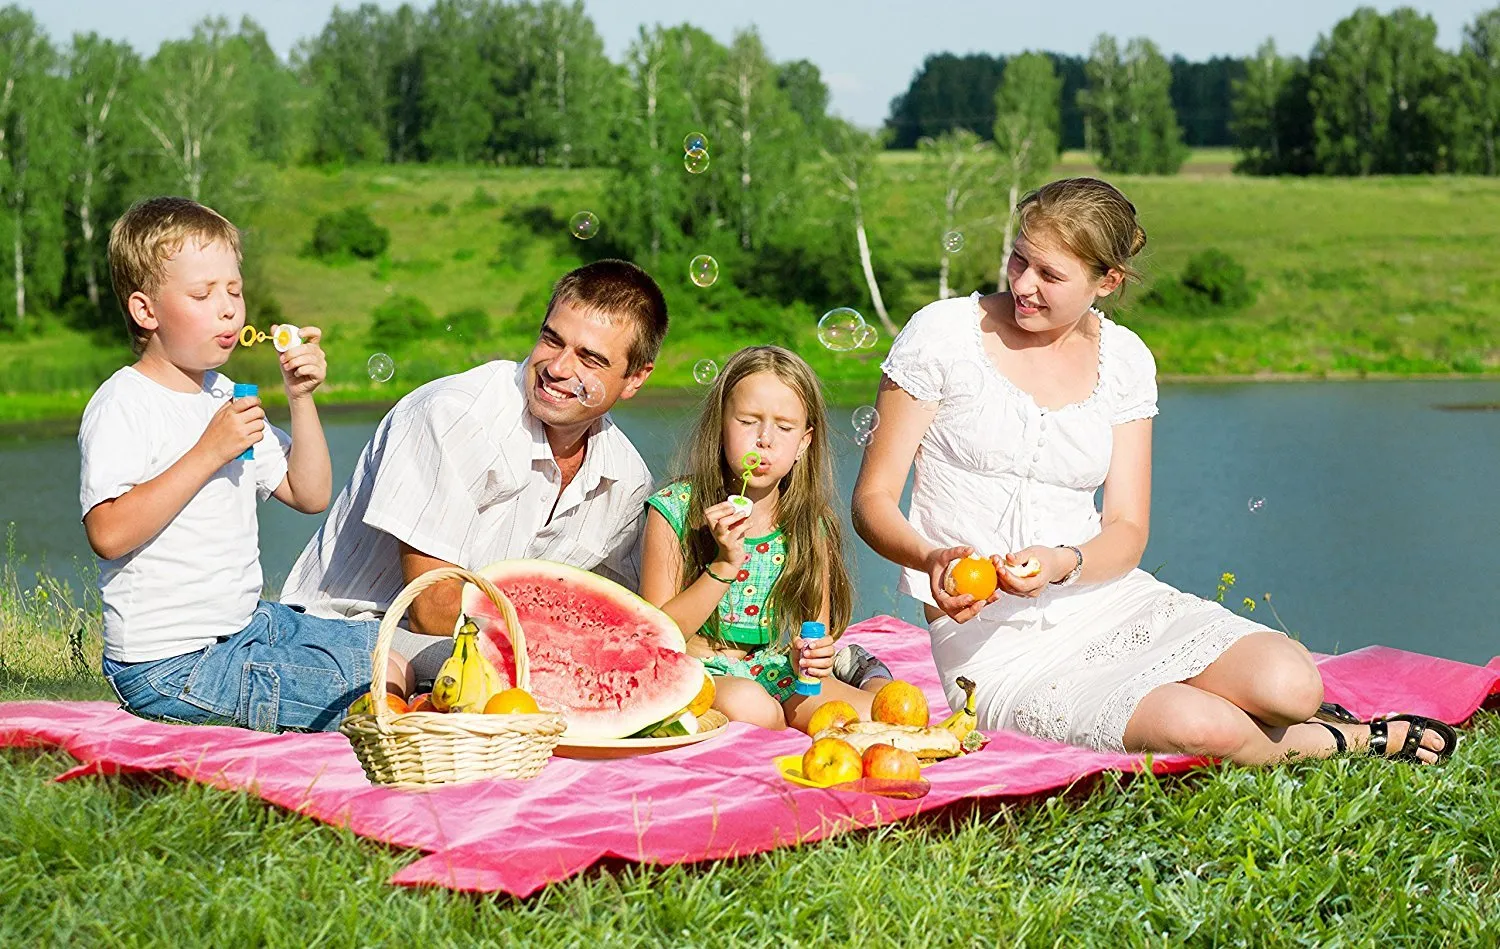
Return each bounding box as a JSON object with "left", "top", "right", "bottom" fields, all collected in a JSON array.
[{"left": 1, "top": 156, "right": 1497, "bottom": 424}]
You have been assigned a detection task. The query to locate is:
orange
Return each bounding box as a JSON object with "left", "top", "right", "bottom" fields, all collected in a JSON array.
[
  {"left": 484, "top": 687, "right": 541, "bottom": 715},
  {"left": 862, "top": 743, "right": 922, "bottom": 781},
  {"left": 802, "top": 737, "right": 864, "bottom": 785},
  {"left": 688, "top": 672, "right": 716, "bottom": 718},
  {"left": 805, "top": 699, "right": 859, "bottom": 736},
  {"left": 870, "top": 680, "right": 930, "bottom": 727},
  {"left": 944, "top": 554, "right": 998, "bottom": 600},
  {"left": 408, "top": 692, "right": 437, "bottom": 713},
  {"left": 348, "top": 692, "right": 408, "bottom": 715}
]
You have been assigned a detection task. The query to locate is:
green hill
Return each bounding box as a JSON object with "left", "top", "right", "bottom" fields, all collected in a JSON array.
[{"left": 2, "top": 155, "right": 1498, "bottom": 424}]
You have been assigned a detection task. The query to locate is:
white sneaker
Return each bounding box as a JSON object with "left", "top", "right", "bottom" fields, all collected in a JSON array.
[{"left": 833, "top": 644, "right": 892, "bottom": 688}]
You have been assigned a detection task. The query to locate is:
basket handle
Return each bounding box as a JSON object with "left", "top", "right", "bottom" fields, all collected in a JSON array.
[{"left": 369, "top": 565, "right": 530, "bottom": 722}]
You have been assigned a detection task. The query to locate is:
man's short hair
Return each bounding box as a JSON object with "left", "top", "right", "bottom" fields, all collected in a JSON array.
[
  {"left": 108, "top": 197, "right": 241, "bottom": 354},
  {"left": 545, "top": 260, "right": 668, "bottom": 375}
]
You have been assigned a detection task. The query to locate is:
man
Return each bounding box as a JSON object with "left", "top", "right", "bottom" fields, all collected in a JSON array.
[{"left": 281, "top": 259, "right": 666, "bottom": 677}]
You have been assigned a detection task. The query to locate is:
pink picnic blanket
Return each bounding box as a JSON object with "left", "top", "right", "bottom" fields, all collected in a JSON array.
[{"left": 3, "top": 616, "right": 1497, "bottom": 897}]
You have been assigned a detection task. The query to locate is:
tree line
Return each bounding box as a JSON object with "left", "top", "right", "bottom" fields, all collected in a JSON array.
[
  {"left": 885, "top": 6, "right": 1500, "bottom": 177},
  {"left": 1, "top": 2, "right": 1496, "bottom": 338}
]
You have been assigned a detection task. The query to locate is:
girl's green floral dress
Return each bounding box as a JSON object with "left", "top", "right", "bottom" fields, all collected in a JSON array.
[{"left": 647, "top": 482, "right": 799, "bottom": 702}]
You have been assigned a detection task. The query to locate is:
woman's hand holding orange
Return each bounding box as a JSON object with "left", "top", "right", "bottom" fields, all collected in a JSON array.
[{"left": 926, "top": 545, "right": 999, "bottom": 623}]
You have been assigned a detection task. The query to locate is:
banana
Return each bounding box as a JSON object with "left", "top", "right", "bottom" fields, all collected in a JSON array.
[
  {"left": 938, "top": 676, "right": 978, "bottom": 740},
  {"left": 429, "top": 615, "right": 503, "bottom": 713}
]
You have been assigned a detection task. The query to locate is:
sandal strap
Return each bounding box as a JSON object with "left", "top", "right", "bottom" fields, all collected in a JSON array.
[
  {"left": 1379, "top": 713, "right": 1458, "bottom": 763},
  {"left": 1315, "top": 701, "right": 1361, "bottom": 725},
  {"left": 1367, "top": 720, "right": 1389, "bottom": 757},
  {"left": 1314, "top": 720, "right": 1347, "bottom": 755}
]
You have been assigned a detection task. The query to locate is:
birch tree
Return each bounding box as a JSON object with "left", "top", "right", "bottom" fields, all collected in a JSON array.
[
  {"left": 820, "top": 121, "right": 895, "bottom": 335},
  {"left": 66, "top": 34, "right": 137, "bottom": 311},
  {"left": 135, "top": 18, "right": 245, "bottom": 200},
  {"left": 992, "top": 52, "right": 1061, "bottom": 288},
  {"left": 714, "top": 28, "right": 800, "bottom": 251},
  {"left": 1455, "top": 8, "right": 1500, "bottom": 175},
  {"left": 0, "top": 10, "right": 64, "bottom": 331},
  {"left": 917, "top": 130, "right": 995, "bottom": 299}
]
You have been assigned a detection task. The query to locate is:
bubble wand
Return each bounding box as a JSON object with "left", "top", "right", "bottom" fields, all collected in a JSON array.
[
  {"left": 727, "top": 451, "right": 759, "bottom": 517},
  {"left": 237, "top": 324, "right": 303, "bottom": 352}
]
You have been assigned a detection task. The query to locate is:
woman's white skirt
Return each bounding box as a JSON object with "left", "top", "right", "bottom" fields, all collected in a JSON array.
[{"left": 929, "top": 569, "right": 1277, "bottom": 752}]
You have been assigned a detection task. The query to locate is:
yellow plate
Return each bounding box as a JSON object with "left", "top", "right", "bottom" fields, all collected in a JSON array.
[{"left": 554, "top": 710, "right": 729, "bottom": 760}]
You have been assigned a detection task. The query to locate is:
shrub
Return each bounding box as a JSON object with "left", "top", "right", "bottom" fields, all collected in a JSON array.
[
  {"left": 306, "top": 207, "right": 390, "bottom": 261},
  {"left": 1144, "top": 248, "right": 1255, "bottom": 315},
  {"left": 369, "top": 294, "right": 436, "bottom": 348},
  {"left": 443, "top": 306, "right": 489, "bottom": 339},
  {"left": 427, "top": 200, "right": 451, "bottom": 216},
  {"left": 462, "top": 186, "right": 499, "bottom": 210}
]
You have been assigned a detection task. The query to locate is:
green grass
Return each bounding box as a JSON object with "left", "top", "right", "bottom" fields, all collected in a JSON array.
[
  {"left": 2, "top": 561, "right": 1498, "bottom": 944},
  {"left": 2, "top": 151, "right": 1499, "bottom": 425}
]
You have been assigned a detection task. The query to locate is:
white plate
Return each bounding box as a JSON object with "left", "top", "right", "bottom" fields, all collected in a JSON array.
[{"left": 553, "top": 710, "right": 730, "bottom": 760}]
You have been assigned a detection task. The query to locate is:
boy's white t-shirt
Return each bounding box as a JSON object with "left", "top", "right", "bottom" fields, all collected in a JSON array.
[{"left": 78, "top": 366, "right": 291, "bottom": 662}]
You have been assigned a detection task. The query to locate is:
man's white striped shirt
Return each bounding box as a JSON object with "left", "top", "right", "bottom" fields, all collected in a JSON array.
[{"left": 280, "top": 360, "right": 651, "bottom": 621}]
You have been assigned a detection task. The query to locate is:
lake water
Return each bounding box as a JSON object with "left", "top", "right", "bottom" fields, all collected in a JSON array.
[{"left": 2, "top": 380, "right": 1497, "bottom": 665}]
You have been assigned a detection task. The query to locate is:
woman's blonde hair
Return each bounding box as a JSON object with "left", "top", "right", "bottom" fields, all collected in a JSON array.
[
  {"left": 671, "top": 345, "right": 853, "bottom": 651},
  {"left": 1015, "top": 177, "right": 1147, "bottom": 285}
]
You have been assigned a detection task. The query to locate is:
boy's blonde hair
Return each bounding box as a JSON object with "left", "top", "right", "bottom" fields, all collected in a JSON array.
[
  {"left": 1015, "top": 177, "right": 1147, "bottom": 285},
  {"left": 671, "top": 345, "right": 854, "bottom": 648},
  {"left": 108, "top": 196, "right": 242, "bottom": 354}
]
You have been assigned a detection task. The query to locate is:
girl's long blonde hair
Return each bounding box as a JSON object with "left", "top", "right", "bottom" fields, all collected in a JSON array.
[{"left": 672, "top": 345, "right": 853, "bottom": 651}]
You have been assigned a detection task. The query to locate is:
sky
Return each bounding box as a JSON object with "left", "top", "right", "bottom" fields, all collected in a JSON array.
[{"left": 29, "top": 1, "right": 1495, "bottom": 127}]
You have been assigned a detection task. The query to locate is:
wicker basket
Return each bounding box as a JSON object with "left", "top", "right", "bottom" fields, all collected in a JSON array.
[{"left": 339, "top": 566, "right": 566, "bottom": 788}]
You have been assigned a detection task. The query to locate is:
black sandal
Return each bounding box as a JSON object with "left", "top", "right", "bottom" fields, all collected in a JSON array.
[{"left": 1312, "top": 702, "right": 1458, "bottom": 763}]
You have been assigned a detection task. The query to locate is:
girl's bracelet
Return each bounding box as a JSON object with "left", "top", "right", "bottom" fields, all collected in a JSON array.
[{"left": 704, "top": 566, "right": 736, "bottom": 584}]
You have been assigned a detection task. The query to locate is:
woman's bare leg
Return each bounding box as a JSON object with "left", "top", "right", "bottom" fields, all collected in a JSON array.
[
  {"left": 1125, "top": 682, "right": 1450, "bottom": 765},
  {"left": 1184, "top": 631, "right": 1323, "bottom": 727}
]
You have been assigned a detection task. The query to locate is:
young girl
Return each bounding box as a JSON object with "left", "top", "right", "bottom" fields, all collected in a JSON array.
[
  {"left": 640, "top": 346, "right": 890, "bottom": 730},
  {"left": 851, "top": 177, "right": 1458, "bottom": 766}
]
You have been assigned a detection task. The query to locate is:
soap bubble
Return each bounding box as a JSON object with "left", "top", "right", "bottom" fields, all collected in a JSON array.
[
  {"left": 683, "top": 131, "right": 708, "bottom": 153},
  {"left": 853, "top": 322, "right": 879, "bottom": 349},
  {"left": 1248, "top": 496, "right": 1266, "bottom": 514},
  {"left": 367, "top": 352, "right": 395, "bottom": 383},
  {"left": 689, "top": 254, "right": 719, "bottom": 288},
  {"left": 817, "top": 307, "right": 865, "bottom": 352},
  {"left": 943, "top": 230, "right": 965, "bottom": 253},
  {"left": 692, "top": 359, "right": 719, "bottom": 385},
  {"left": 853, "top": 430, "right": 874, "bottom": 447},
  {"left": 851, "top": 405, "right": 880, "bottom": 435},
  {"left": 684, "top": 147, "right": 710, "bottom": 174},
  {"left": 573, "top": 374, "right": 605, "bottom": 408},
  {"left": 568, "top": 211, "right": 600, "bottom": 240}
]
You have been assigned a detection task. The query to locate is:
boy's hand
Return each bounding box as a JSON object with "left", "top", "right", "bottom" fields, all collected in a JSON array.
[
  {"left": 198, "top": 396, "right": 265, "bottom": 466},
  {"left": 278, "top": 325, "right": 326, "bottom": 400}
]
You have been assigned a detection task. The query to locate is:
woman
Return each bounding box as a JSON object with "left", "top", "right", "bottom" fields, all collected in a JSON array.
[{"left": 850, "top": 177, "right": 1456, "bottom": 766}]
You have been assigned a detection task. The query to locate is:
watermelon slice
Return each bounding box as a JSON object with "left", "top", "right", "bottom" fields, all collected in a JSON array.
[{"left": 462, "top": 560, "right": 705, "bottom": 739}]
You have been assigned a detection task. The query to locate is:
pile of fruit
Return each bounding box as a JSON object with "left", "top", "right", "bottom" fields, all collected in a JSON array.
[
  {"left": 799, "top": 677, "right": 986, "bottom": 786},
  {"left": 346, "top": 616, "right": 543, "bottom": 718}
]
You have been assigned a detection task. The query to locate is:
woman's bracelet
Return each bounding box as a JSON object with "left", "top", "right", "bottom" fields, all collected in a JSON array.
[{"left": 704, "top": 565, "right": 736, "bottom": 584}]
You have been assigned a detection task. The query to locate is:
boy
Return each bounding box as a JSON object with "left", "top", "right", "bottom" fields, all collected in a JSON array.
[{"left": 80, "top": 196, "right": 397, "bottom": 732}]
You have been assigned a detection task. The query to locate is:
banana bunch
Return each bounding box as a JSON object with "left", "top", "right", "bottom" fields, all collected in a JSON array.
[
  {"left": 938, "top": 676, "right": 986, "bottom": 752},
  {"left": 431, "top": 615, "right": 504, "bottom": 713}
]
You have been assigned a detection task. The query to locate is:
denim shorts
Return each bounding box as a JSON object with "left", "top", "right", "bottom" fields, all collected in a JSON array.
[{"left": 102, "top": 601, "right": 380, "bottom": 733}]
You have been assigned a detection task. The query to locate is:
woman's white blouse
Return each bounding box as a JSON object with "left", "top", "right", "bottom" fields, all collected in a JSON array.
[{"left": 880, "top": 292, "right": 1159, "bottom": 613}]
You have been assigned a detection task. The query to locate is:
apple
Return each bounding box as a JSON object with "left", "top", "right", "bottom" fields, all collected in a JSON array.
[
  {"left": 862, "top": 743, "right": 922, "bottom": 782},
  {"left": 802, "top": 737, "right": 864, "bottom": 786},
  {"left": 870, "top": 680, "right": 930, "bottom": 727},
  {"left": 805, "top": 700, "right": 859, "bottom": 736}
]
